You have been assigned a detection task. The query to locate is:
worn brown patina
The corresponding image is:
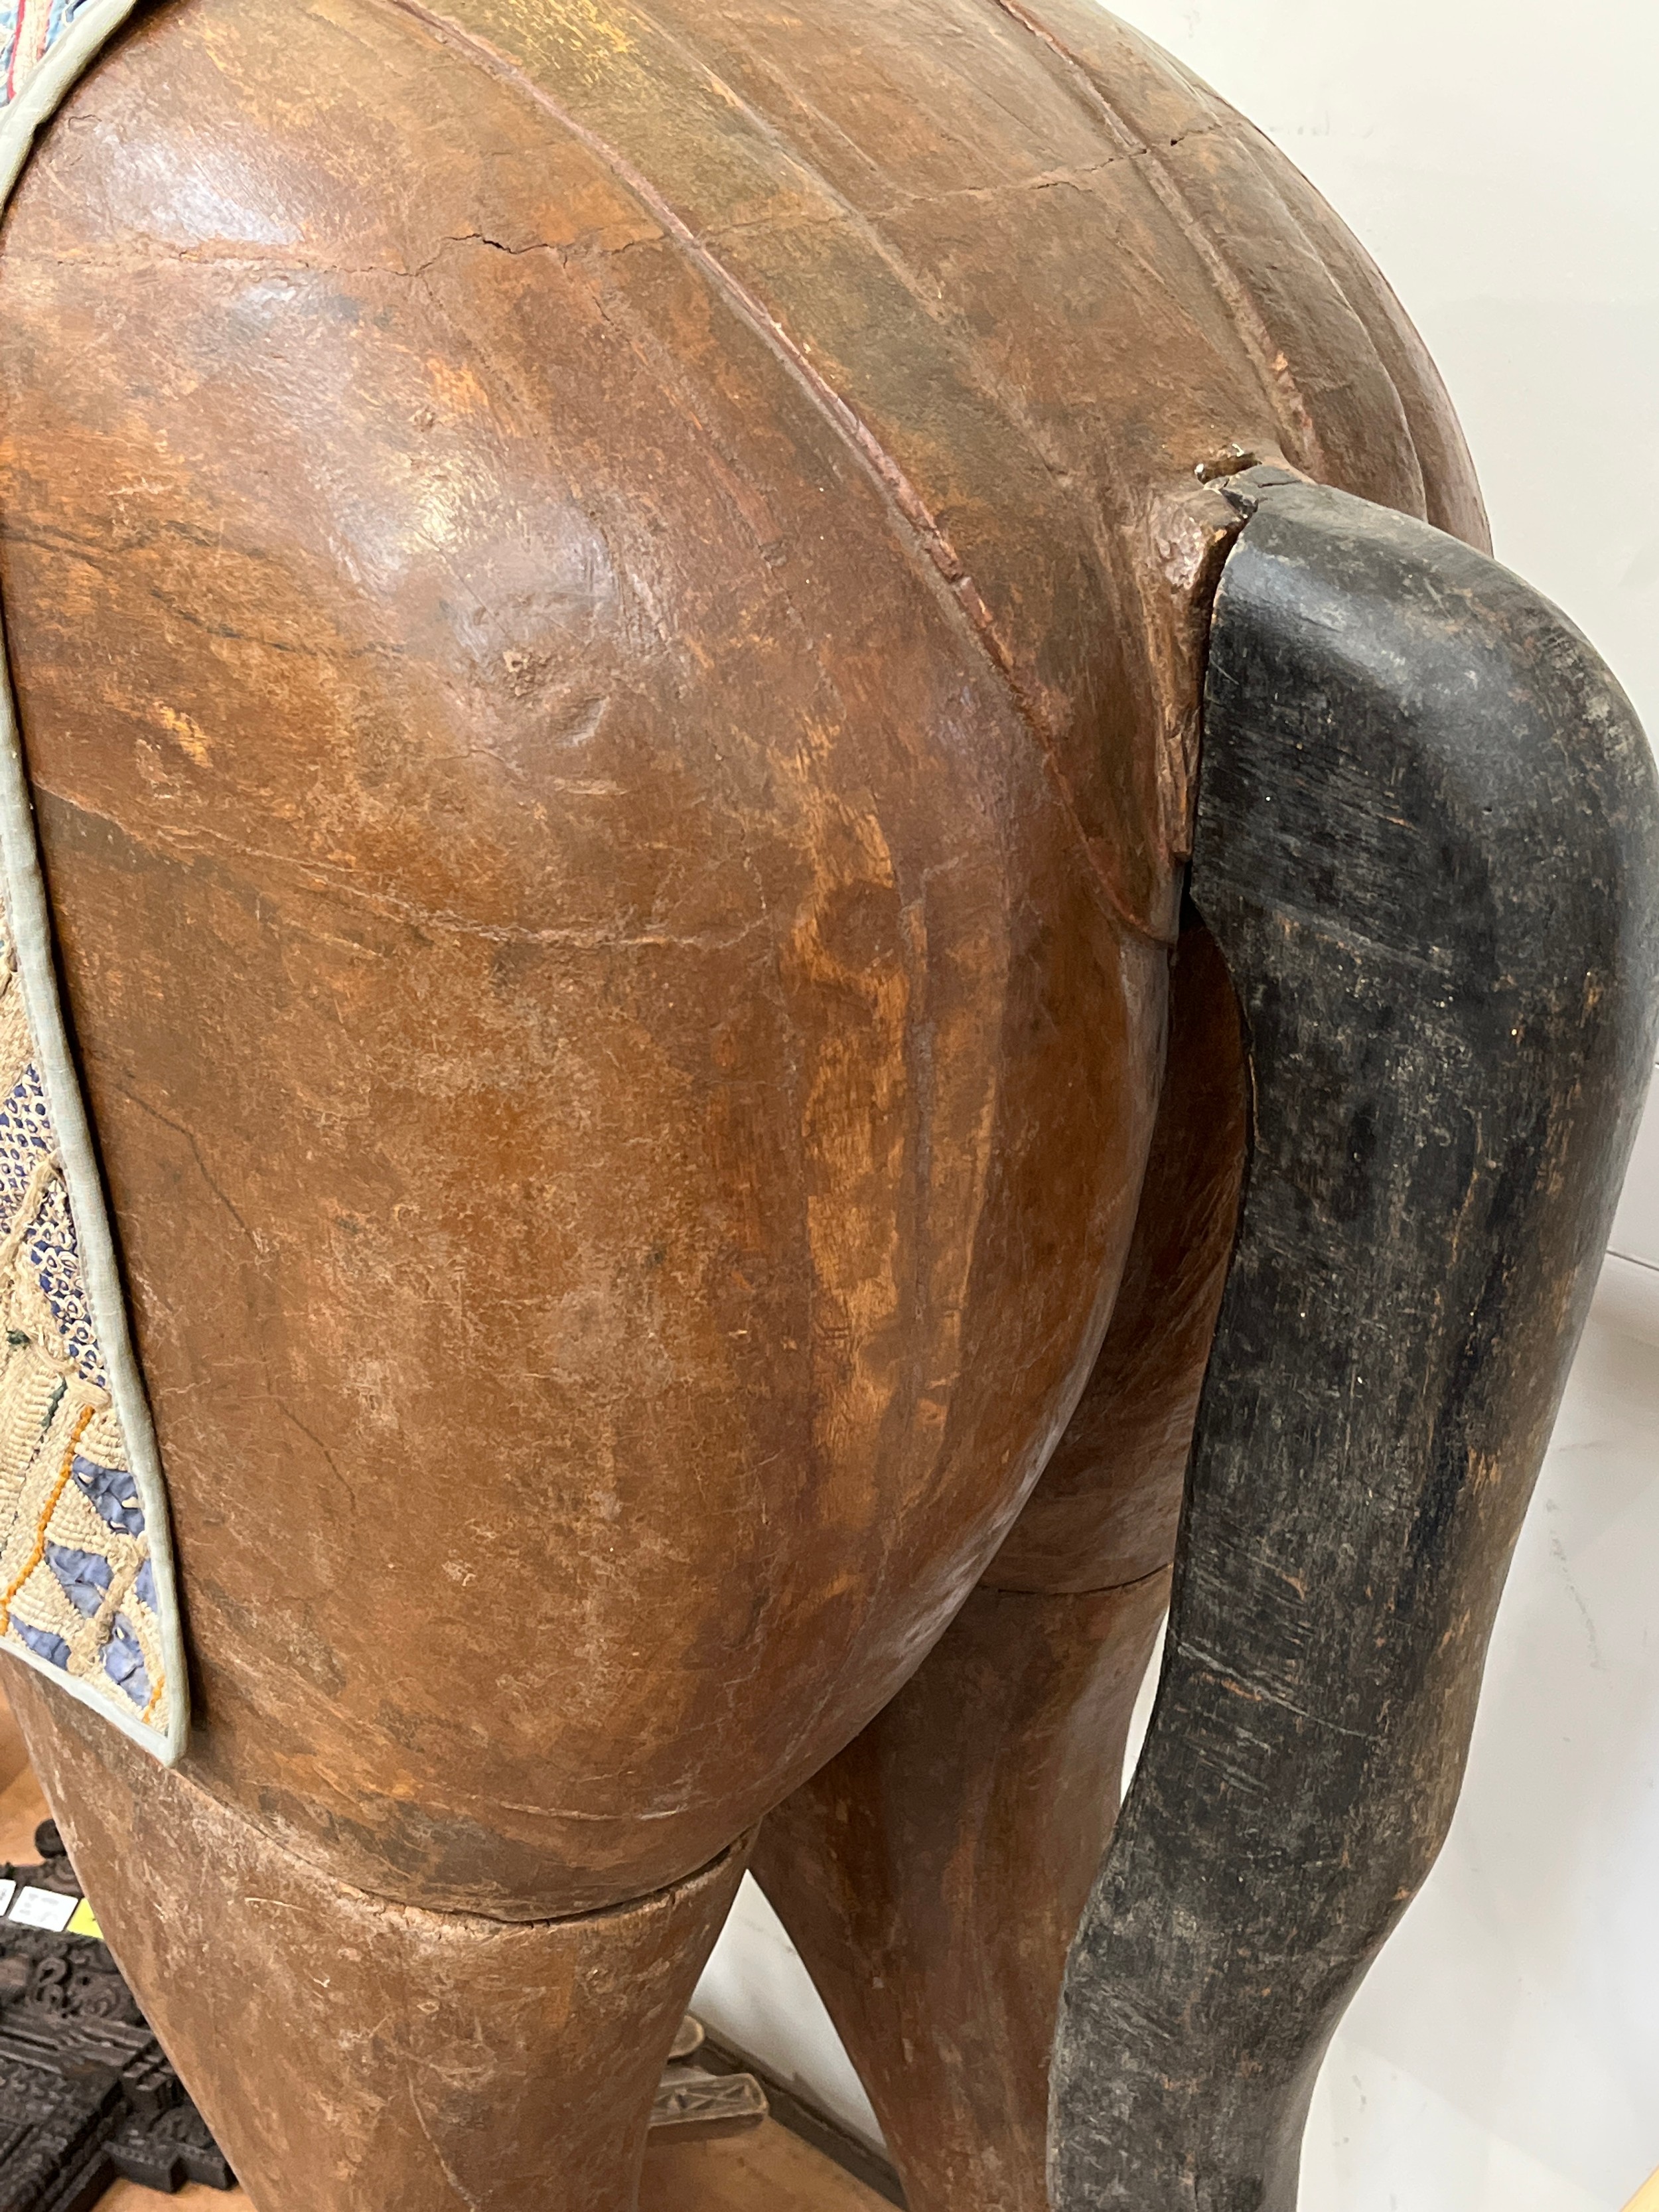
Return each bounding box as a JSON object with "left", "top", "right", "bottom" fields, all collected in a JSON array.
[{"left": 0, "top": 0, "right": 1487, "bottom": 2205}]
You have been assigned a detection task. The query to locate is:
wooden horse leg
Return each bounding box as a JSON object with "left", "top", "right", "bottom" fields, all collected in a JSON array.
[
  {"left": 753, "top": 919, "right": 1248, "bottom": 2211},
  {"left": 754, "top": 1578, "right": 1167, "bottom": 2211},
  {"left": 8, "top": 1673, "right": 749, "bottom": 2212},
  {"left": 1052, "top": 472, "right": 1659, "bottom": 2209}
]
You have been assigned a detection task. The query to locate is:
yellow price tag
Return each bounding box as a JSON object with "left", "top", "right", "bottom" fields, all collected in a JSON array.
[{"left": 64, "top": 1897, "right": 102, "bottom": 1941}]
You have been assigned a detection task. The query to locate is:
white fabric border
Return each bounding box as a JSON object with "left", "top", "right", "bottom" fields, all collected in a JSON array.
[{"left": 0, "top": 0, "right": 188, "bottom": 1765}]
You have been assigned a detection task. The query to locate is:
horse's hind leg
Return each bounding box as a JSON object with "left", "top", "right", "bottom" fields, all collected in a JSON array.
[
  {"left": 10, "top": 1674, "right": 749, "bottom": 2212},
  {"left": 753, "top": 1576, "right": 1168, "bottom": 2209},
  {"left": 753, "top": 919, "right": 1247, "bottom": 2211}
]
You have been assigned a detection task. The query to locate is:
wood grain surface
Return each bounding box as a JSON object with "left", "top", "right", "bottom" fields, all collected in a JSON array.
[
  {"left": 99, "top": 2121, "right": 888, "bottom": 2212},
  {"left": 639, "top": 2128, "right": 892, "bottom": 2212},
  {"left": 101, "top": 2189, "right": 230, "bottom": 2212}
]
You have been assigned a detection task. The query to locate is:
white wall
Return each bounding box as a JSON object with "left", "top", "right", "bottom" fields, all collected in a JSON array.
[
  {"left": 1299, "top": 1315, "right": 1659, "bottom": 2209},
  {"left": 697, "top": 3, "right": 1659, "bottom": 2199}
]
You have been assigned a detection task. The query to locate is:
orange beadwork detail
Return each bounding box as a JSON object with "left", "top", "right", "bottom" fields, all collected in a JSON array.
[{"left": 0, "top": 1402, "right": 94, "bottom": 1634}]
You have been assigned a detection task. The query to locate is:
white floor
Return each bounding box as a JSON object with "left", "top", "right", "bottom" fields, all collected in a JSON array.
[{"left": 1302, "top": 1303, "right": 1659, "bottom": 2211}]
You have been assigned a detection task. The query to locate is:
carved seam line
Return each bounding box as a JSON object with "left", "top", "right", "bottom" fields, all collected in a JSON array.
[
  {"left": 978, "top": 0, "right": 1329, "bottom": 484},
  {"left": 375, "top": 0, "right": 1170, "bottom": 949}
]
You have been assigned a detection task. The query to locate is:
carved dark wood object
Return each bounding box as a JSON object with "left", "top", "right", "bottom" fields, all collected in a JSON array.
[
  {"left": 0, "top": 1823, "right": 233, "bottom": 2206},
  {"left": 1051, "top": 471, "right": 1659, "bottom": 2209}
]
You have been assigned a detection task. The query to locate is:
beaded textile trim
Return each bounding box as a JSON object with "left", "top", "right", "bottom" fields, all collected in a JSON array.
[
  {"left": 3, "top": 0, "right": 98, "bottom": 104},
  {"left": 0, "top": 0, "right": 184, "bottom": 1762},
  {"left": 0, "top": 930, "right": 169, "bottom": 1739}
]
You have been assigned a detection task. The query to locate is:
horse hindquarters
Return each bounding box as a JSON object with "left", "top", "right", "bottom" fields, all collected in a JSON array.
[{"left": 0, "top": 0, "right": 1165, "bottom": 2199}]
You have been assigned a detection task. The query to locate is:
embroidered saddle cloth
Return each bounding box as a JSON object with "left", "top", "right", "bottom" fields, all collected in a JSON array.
[{"left": 0, "top": 0, "right": 185, "bottom": 1763}]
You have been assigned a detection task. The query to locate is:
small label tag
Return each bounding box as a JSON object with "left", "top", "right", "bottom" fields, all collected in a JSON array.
[
  {"left": 0, "top": 1880, "right": 15, "bottom": 1917},
  {"left": 65, "top": 1897, "right": 102, "bottom": 1941},
  {"left": 10, "top": 1886, "right": 76, "bottom": 1932}
]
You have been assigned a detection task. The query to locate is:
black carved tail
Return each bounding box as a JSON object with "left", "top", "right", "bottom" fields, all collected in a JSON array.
[{"left": 1050, "top": 472, "right": 1659, "bottom": 2210}]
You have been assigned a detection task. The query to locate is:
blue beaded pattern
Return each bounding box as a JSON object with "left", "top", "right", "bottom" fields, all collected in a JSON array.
[
  {"left": 1, "top": 0, "right": 96, "bottom": 110},
  {"left": 0, "top": 925, "right": 166, "bottom": 1728}
]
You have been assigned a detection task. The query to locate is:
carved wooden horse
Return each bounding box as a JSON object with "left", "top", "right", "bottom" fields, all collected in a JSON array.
[{"left": 0, "top": 1, "right": 1651, "bottom": 2209}]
